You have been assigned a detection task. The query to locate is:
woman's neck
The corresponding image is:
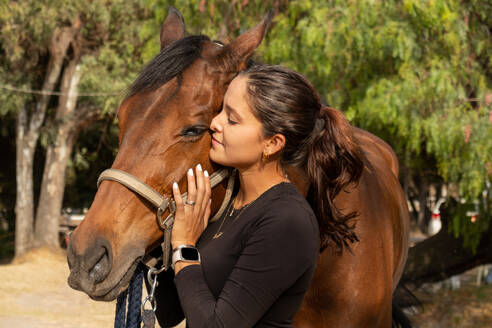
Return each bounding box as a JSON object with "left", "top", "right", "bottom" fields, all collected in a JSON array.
[{"left": 234, "top": 162, "right": 289, "bottom": 208}]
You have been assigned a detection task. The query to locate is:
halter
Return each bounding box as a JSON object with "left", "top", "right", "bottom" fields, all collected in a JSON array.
[{"left": 97, "top": 167, "right": 235, "bottom": 269}]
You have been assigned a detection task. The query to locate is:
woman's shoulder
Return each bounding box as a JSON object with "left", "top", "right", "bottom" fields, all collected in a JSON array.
[
  {"left": 250, "top": 182, "right": 319, "bottom": 238},
  {"left": 242, "top": 182, "right": 319, "bottom": 261},
  {"left": 264, "top": 182, "right": 315, "bottom": 215}
]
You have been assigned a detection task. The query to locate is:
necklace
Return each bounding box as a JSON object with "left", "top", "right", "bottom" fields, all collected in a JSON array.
[
  {"left": 212, "top": 178, "right": 290, "bottom": 239},
  {"left": 212, "top": 196, "right": 253, "bottom": 239}
]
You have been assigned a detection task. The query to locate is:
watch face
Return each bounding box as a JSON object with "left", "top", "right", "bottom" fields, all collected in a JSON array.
[{"left": 182, "top": 247, "right": 199, "bottom": 261}]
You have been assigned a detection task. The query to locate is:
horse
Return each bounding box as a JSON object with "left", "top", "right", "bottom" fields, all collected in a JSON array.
[{"left": 67, "top": 8, "right": 410, "bottom": 327}]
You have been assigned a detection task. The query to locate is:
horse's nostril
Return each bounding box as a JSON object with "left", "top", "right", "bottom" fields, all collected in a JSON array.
[{"left": 88, "top": 246, "right": 111, "bottom": 284}]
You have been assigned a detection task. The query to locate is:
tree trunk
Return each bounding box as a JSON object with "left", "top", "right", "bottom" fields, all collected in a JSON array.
[
  {"left": 14, "top": 27, "right": 73, "bottom": 258},
  {"left": 34, "top": 59, "right": 81, "bottom": 249},
  {"left": 15, "top": 106, "right": 35, "bottom": 257},
  {"left": 402, "top": 207, "right": 492, "bottom": 287}
]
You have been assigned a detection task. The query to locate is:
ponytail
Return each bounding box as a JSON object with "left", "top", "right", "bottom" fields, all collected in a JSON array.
[{"left": 307, "top": 106, "right": 364, "bottom": 252}]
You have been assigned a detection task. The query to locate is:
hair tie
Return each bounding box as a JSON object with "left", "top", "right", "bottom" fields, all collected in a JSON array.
[
  {"left": 313, "top": 106, "right": 326, "bottom": 134},
  {"left": 314, "top": 116, "right": 325, "bottom": 134}
]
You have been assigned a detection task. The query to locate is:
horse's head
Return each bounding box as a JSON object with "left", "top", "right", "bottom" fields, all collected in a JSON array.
[{"left": 67, "top": 8, "right": 272, "bottom": 301}]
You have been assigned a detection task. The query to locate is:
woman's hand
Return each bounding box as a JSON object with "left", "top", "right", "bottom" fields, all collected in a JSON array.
[{"left": 171, "top": 164, "right": 212, "bottom": 250}]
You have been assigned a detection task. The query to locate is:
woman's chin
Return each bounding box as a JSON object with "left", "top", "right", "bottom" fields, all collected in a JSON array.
[{"left": 209, "top": 149, "right": 225, "bottom": 165}]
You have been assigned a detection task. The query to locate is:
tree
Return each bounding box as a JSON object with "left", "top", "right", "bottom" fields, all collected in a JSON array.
[
  {"left": 1, "top": 1, "right": 78, "bottom": 256},
  {"left": 1, "top": 0, "right": 490, "bottom": 265},
  {"left": 32, "top": 1, "right": 153, "bottom": 249},
  {"left": 0, "top": 0, "right": 153, "bottom": 256}
]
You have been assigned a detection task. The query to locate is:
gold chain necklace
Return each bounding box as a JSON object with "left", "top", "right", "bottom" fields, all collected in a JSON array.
[
  {"left": 212, "top": 179, "right": 289, "bottom": 239},
  {"left": 212, "top": 196, "right": 253, "bottom": 239}
]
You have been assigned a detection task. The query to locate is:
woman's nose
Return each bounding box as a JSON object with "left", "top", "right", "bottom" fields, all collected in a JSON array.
[{"left": 210, "top": 113, "right": 223, "bottom": 132}]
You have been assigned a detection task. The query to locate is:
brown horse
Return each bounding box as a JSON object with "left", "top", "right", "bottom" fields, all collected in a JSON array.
[{"left": 67, "top": 8, "right": 410, "bottom": 327}]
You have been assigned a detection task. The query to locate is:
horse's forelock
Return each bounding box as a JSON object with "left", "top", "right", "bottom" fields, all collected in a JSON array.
[{"left": 127, "top": 35, "right": 211, "bottom": 98}]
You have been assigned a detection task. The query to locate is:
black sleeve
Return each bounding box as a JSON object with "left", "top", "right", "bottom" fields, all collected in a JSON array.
[
  {"left": 144, "top": 267, "right": 185, "bottom": 327},
  {"left": 174, "top": 206, "right": 317, "bottom": 328}
]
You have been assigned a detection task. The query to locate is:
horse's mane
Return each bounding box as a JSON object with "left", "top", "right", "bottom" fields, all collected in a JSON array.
[{"left": 127, "top": 35, "right": 210, "bottom": 98}]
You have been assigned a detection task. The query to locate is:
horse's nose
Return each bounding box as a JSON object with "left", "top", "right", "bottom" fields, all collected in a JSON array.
[
  {"left": 67, "top": 236, "right": 113, "bottom": 290},
  {"left": 87, "top": 241, "right": 112, "bottom": 284}
]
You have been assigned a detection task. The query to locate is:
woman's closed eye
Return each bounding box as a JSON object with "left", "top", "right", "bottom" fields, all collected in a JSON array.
[{"left": 227, "top": 117, "right": 238, "bottom": 125}]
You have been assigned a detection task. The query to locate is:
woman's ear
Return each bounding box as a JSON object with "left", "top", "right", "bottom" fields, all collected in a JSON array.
[{"left": 265, "top": 133, "right": 285, "bottom": 156}]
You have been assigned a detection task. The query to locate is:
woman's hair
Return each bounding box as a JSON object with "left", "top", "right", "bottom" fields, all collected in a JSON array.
[{"left": 240, "top": 64, "right": 364, "bottom": 252}]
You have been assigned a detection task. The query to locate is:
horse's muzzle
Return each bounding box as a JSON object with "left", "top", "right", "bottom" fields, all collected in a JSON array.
[{"left": 67, "top": 236, "right": 113, "bottom": 292}]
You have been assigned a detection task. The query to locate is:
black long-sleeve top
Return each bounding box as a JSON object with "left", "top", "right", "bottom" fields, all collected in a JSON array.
[{"left": 150, "top": 182, "right": 319, "bottom": 328}]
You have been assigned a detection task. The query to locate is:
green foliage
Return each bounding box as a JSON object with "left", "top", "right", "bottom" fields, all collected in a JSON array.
[
  {"left": 75, "top": 0, "right": 155, "bottom": 112},
  {"left": 0, "top": 0, "right": 153, "bottom": 118},
  {"left": 451, "top": 196, "right": 490, "bottom": 251}
]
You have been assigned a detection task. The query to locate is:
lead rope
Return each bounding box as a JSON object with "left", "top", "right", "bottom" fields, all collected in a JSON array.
[{"left": 114, "top": 266, "right": 144, "bottom": 328}]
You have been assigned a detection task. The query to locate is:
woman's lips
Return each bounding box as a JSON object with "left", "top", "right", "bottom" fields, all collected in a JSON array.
[{"left": 211, "top": 136, "right": 223, "bottom": 146}]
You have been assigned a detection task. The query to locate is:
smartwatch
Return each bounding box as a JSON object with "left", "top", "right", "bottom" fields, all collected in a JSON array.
[{"left": 172, "top": 245, "right": 201, "bottom": 269}]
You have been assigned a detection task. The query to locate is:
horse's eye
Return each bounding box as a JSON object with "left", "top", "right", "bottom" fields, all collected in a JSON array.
[{"left": 181, "top": 125, "right": 208, "bottom": 138}]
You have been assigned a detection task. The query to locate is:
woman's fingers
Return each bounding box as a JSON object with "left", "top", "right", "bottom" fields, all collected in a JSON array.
[
  {"left": 194, "top": 164, "right": 205, "bottom": 215},
  {"left": 186, "top": 168, "right": 197, "bottom": 207},
  {"left": 172, "top": 182, "right": 184, "bottom": 217},
  {"left": 201, "top": 170, "right": 211, "bottom": 217}
]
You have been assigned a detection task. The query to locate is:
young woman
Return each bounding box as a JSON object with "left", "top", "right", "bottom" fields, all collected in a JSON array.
[{"left": 157, "top": 64, "right": 363, "bottom": 327}]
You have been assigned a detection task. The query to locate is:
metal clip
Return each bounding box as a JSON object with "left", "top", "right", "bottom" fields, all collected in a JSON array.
[{"left": 141, "top": 267, "right": 161, "bottom": 314}]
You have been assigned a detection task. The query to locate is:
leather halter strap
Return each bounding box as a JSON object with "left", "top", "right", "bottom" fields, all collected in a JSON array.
[
  {"left": 98, "top": 169, "right": 172, "bottom": 216},
  {"left": 97, "top": 168, "right": 231, "bottom": 225},
  {"left": 97, "top": 167, "right": 235, "bottom": 270}
]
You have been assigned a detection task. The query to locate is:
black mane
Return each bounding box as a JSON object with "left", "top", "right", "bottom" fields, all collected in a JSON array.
[{"left": 127, "top": 35, "right": 210, "bottom": 97}]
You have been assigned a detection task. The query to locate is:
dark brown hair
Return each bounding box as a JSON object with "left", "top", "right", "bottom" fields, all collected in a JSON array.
[{"left": 241, "top": 64, "right": 364, "bottom": 252}]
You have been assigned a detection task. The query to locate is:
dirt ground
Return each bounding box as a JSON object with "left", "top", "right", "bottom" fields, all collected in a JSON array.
[
  {"left": 0, "top": 248, "right": 117, "bottom": 328},
  {"left": 0, "top": 248, "right": 490, "bottom": 327},
  {"left": 409, "top": 281, "right": 492, "bottom": 327},
  {"left": 0, "top": 248, "right": 185, "bottom": 328}
]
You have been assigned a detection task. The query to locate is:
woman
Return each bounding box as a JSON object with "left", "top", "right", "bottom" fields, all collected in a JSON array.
[{"left": 154, "top": 64, "right": 364, "bottom": 327}]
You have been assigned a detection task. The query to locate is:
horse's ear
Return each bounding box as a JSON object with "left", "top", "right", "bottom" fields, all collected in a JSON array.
[
  {"left": 160, "top": 7, "right": 186, "bottom": 50},
  {"left": 222, "top": 10, "right": 274, "bottom": 71}
]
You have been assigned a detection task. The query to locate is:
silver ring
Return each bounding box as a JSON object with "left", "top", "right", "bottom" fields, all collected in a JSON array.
[{"left": 185, "top": 200, "right": 196, "bottom": 206}]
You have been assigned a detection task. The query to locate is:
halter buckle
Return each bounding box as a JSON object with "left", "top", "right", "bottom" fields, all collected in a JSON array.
[{"left": 157, "top": 199, "right": 176, "bottom": 230}]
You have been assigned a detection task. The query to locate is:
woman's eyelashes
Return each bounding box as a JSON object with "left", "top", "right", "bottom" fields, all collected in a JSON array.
[{"left": 227, "top": 116, "right": 238, "bottom": 125}]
